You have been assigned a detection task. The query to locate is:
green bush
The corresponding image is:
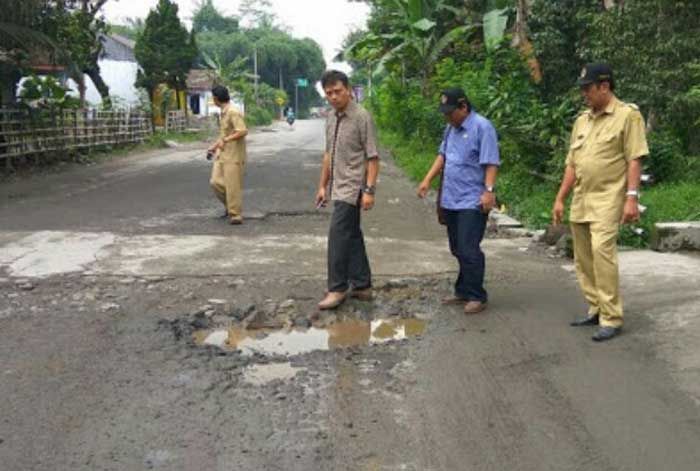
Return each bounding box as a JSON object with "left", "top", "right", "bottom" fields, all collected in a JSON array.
[
  {"left": 245, "top": 106, "right": 273, "bottom": 126},
  {"left": 618, "top": 181, "right": 700, "bottom": 247},
  {"left": 647, "top": 129, "right": 700, "bottom": 183}
]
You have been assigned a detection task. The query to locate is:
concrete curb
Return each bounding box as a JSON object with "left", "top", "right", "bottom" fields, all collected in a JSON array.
[{"left": 652, "top": 221, "right": 700, "bottom": 252}]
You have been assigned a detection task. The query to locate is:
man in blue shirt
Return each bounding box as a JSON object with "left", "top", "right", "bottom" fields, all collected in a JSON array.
[{"left": 418, "top": 88, "right": 501, "bottom": 314}]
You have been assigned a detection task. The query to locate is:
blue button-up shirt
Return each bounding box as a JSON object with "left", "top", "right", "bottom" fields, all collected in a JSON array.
[{"left": 438, "top": 112, "right": 500, "bottom": 210}]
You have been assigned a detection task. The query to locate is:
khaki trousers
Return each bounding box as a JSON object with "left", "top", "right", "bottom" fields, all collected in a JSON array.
[
  {"left": 570, "top": 221, "right": 623, "bottom": 328},
  {"left": 210, "top": 159, "right": 245, "bottom": 219}
]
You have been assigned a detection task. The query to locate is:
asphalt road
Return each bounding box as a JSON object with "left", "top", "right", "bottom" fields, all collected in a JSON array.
[{"left": 1, "top": 119, "right": 700, "bottom": 471}]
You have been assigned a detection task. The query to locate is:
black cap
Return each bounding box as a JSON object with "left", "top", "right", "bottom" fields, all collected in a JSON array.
[
  {"left": 439, "top": 87, "right": 468, "bottom": 114},
  {"left": 577, "top": 63, "right": 614, "bottom": 86}
]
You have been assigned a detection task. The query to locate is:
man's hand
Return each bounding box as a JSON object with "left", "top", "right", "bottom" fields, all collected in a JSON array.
[
  {"left": 417, "top": 180, "right": 430, "bottom": 199},
  {"left": 361, "top": 192, "right": 375, "bottom": 211},
  {"left": 621, "top": 197, "right": 640, "bottom": 224},
  {"left": 315, "top": 187, "right": 327, "bottom": 208},
  {"left": 552, "top": 199, "right": 565, "bottom": 225},
  {"left": 208, "top": 139, "right": 224, "bottom": 153},
  {"left": 480, "top": 191, "right": 496, "bottom": 214}
]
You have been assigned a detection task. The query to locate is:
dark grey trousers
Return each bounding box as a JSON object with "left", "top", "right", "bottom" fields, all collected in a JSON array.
[{"left": 327, "top": 201, "right": 372, "bottom": 292}]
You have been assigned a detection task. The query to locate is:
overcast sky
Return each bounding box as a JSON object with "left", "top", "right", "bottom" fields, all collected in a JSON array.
[{"left": 104, "top": 0, "right": 370, "bottom": 72}]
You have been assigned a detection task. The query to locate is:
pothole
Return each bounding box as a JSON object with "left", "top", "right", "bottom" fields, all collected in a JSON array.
[{"left": 193, "top": 318, "right": 427, "bottom": 356}]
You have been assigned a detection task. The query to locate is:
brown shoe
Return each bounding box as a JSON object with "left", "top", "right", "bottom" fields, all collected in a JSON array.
[
  {"left": 229, "top": 217, "right": 243, "bottom": 225},
  {"left": 318, "top": 291, "right": 347, "bottom": 310},
  {"left": 442, "top": 296, "right": 467, "bottom": 305},
  {"left": 350, "top": 288, "right": 373, "bottom": 301},
  {"left": 464, "top": 301, "right": 487, "bottom": 315}
]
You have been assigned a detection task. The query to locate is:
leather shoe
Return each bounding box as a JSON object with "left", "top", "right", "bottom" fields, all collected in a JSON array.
[
  {"left": 592, "top": 326, "right": 621, "bottom": 342},
  {"left": 464, "top": 301, "right": 487, "bottom": 314},
  {"left": 570, "top": 314, "right": 599, "bottom": 327},
  {"left": 318, "top": 291, "right": 346, "bottom": 310},
  {"left": 229, "top": 217, "right": 243, "bottom": 225}
]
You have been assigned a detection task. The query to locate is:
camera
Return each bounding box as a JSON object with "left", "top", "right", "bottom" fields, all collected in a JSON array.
[{"left": 206, "top": 150, "right": 214, "bottom": 161}]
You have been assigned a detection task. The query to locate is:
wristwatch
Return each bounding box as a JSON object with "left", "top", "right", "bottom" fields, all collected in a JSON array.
[
  {"left": 626, "top": 190, "right": 640, "bottom": 198},
  {"left": 485, "top": 185, "right": 496, "bottom": 193},
  {"left": 362, "top": 185, "right": 376, "bottom": 195}
]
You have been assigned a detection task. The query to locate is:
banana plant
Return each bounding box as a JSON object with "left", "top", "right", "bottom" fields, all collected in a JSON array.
[{"left": 340, "top": 0, "right": 478, "bottom": 94}]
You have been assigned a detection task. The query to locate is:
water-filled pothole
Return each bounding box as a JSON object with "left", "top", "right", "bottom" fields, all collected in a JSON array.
[{"left": 193, "top": 318, "right": 426, "bottom": 356}]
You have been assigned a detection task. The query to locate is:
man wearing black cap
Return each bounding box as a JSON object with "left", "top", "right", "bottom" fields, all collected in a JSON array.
[
  {"left": 417, "top": 88, "right": 500, "bottom": 314},
  {"left": 552, "top": 63, "right": 649, "bottom": 342}
]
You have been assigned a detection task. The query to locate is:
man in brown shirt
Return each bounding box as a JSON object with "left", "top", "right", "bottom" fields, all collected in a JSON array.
[
  {"left": 552, "top": 63, "right": 649, "bottom": 342},
  {"left": 315, "top": 70, "right": 380, "bottom": 310},
  {"left": 209, "top": 85, "right": 248, "bottom": 225}
]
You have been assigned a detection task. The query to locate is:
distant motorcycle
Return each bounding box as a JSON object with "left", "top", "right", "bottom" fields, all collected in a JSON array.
[{"left": 286, "top": 111, "right": 295, "bottom": 127}]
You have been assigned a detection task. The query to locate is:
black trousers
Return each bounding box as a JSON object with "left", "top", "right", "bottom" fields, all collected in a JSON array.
[
  {"left": 445, "top": 208, "right": 488, "bottom": 303},
  {"left": 327, "top": 201, "right": 372, "bottom": 292}
]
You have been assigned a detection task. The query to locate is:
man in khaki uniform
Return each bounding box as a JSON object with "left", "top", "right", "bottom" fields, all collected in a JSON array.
[
  {"left": 552, "top": 63, "right": 649, "bottom": 342},
  {"left": 209, "top": 86, "right": 248, "bottom": 225}
]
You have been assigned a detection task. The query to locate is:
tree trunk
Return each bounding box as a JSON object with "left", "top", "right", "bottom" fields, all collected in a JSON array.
[
  {"left": 511, "top": 0, "right": 542, "bottom": 83},
  {"left": 70, "top": 72, "right": 87, "bottom": 108},
  {"left": 85, "top": 65, "right": 111, "bottom": 109}
]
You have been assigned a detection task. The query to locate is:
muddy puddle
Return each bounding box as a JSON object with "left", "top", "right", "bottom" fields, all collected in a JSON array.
[{"left": 193, "top": 318, "right": 427, "bottom": 356}]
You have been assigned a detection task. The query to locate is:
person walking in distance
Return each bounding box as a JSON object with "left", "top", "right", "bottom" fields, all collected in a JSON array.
[
  {"left": 315, "top": 70, "right": 380, "bottom": 310},
  {"left": 209, "top": 85, "right": 248, "bottom": 225}
]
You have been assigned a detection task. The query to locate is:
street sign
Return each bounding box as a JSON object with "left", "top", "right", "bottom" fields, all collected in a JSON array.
[
  {"left": 275, "top": 97, "right": 285, "bottom": 106},
  {"left": 296, "top": 78, "right": 309, "bottom": 87}
]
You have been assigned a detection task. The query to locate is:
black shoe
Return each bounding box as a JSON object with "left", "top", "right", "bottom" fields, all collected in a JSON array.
[
  {"left": 592, "top": 326, "right": 621, "bottom": 342},
  {"left": 570, "top": 314, "right": 599, "bottom": 327},
  {"left": 218, "top": 211, "right": 229, "bottom": 219}
]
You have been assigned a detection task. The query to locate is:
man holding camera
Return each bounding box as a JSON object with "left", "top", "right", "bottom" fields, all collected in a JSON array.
[{"left": 209, "top": 85, "right": 248, "bottom": 225}]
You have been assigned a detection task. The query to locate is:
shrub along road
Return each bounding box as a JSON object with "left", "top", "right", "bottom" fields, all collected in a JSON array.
[{"left": 1, "top": 119, "right": 699, "bottom": 470}]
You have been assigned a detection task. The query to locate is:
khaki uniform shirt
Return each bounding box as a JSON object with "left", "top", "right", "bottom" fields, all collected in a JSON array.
[
  {"left": 218, "top": 105, "right": 247, "bottom": 164},
  {"left": 566, "top": 97, "right": 649, "bottom": 223},
  {"left": 325, "top": 101, "right": 379, "bottom": 205}
]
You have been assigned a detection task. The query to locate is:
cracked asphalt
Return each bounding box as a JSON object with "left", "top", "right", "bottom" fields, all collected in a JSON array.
[{"left": 1, "top": 119, "right": 700, "bottom": 471}]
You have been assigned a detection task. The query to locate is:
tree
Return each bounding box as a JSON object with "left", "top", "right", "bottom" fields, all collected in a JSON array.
[
  {"left": 194, "top": 0, "right": 325, "bottom": 115},
  {"left": 239, "top": 0, "right": 276, "bottom": 29},
  {"left": 0, "top": 0, "right": 67, "bottom": 105},
  {"left": 343, "top": 0, "right": 478, "bottom": 94},
  {"left": 135, "top": 0, "right": 198, "bottom": 115},
  {"left": 58, "top": 0, "right": 112, "bottom": 107},
  {"left": 0, "top": 1, "right": 113, "bottom": 107},
  {"left": 193, "top": 0, "right": 239, "bottom": 34}
]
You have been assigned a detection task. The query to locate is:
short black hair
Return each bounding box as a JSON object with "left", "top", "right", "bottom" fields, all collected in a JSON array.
[
  {"left": 212, "top": 85, "right": 230, "bottom": 103},
  {"left": 321, "top": 70, "right": 349, "bottom": 89}
]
